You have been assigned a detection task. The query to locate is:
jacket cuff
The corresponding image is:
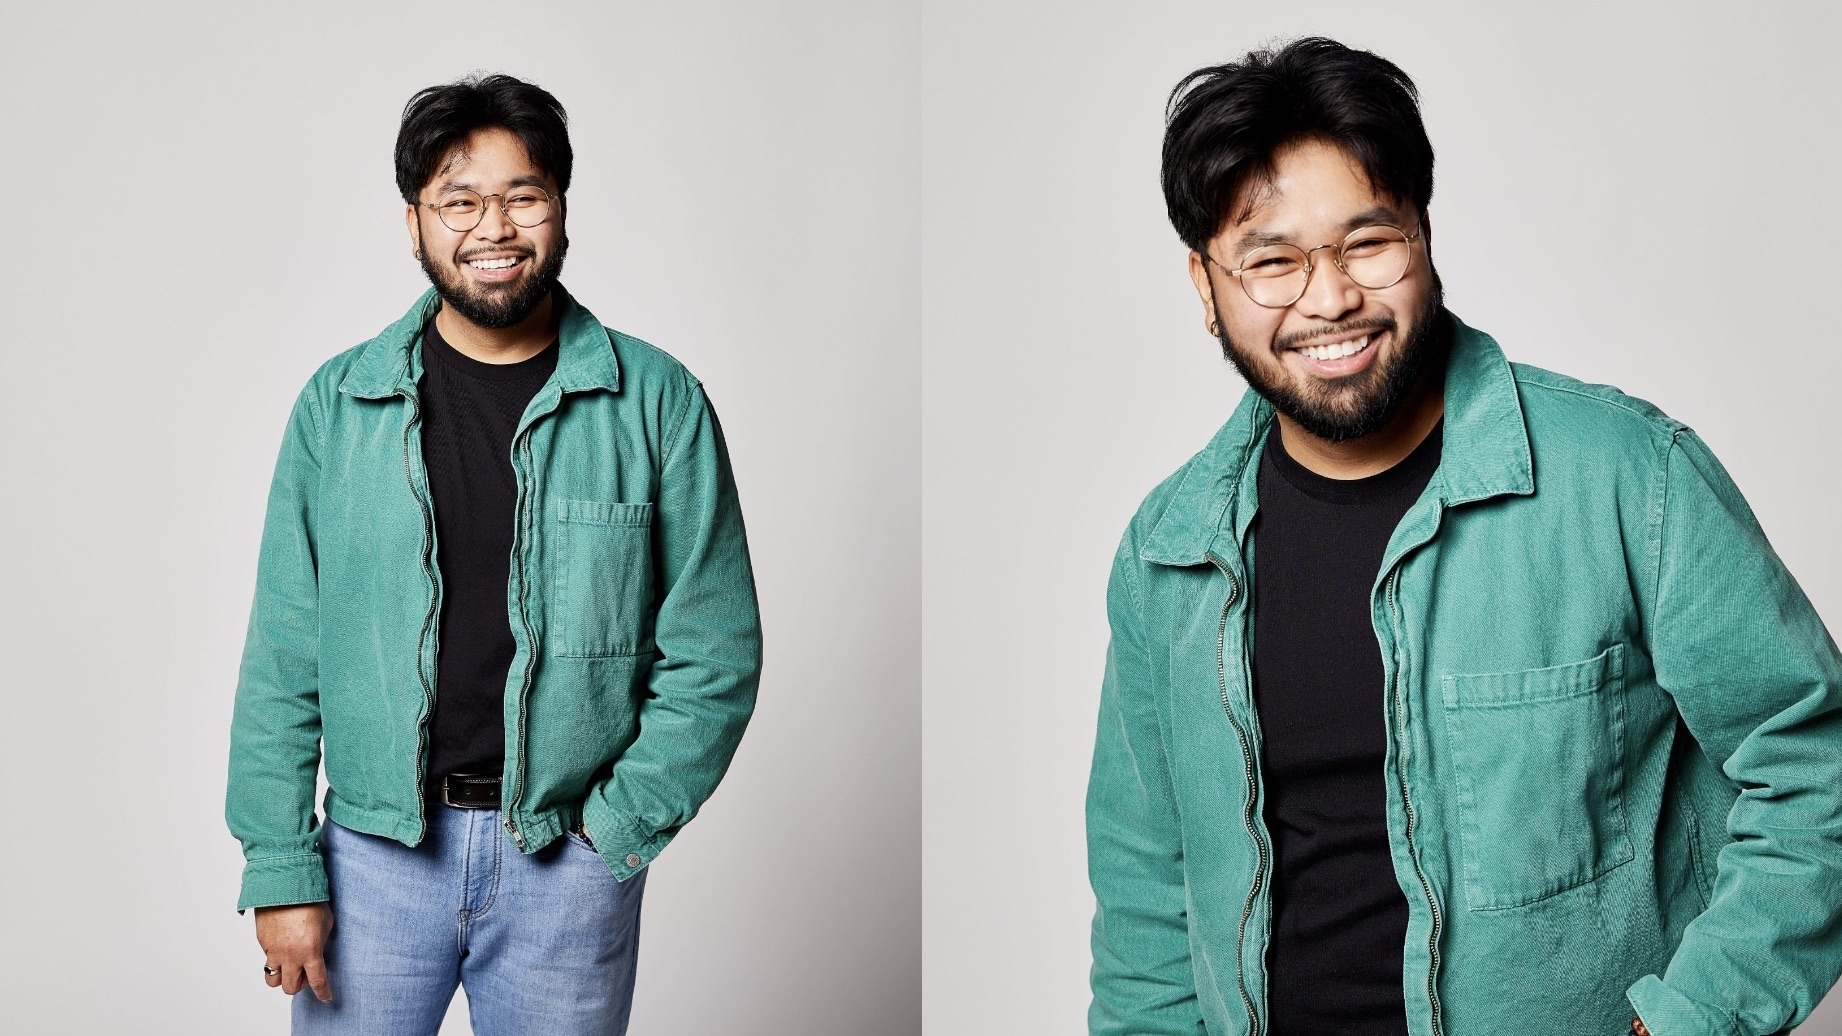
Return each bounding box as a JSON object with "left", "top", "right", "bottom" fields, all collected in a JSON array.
[
  {"left": 1626, "top": 975, "right": 1744, "bottom": 1036},
  {"left": 236, "top": 851, "right": 329, "bottom": 913},
  {"left": 581, "top": 796, "right": 674, "bottom": 881}
]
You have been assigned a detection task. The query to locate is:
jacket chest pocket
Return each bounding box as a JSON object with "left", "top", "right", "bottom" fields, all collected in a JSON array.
[
  {"left": 549, "top": 499, "right": 655, "bottom": 658},
  {"left": 1441, "top": 644, "right": 1633, "bottom": 910}
]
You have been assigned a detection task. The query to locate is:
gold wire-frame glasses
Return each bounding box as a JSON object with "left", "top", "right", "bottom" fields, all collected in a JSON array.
[
  {"left": 1210, "top": 223, "right": 1423, "bottom": 309},
  {"left": 421, "top": 185, "right": 556, "bottom": 233}
]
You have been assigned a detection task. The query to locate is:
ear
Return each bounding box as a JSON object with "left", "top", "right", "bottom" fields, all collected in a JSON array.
[
  {"left": 406, "top": 204, "right": 422, "bottom": 260},
  {"left": 1187, "top": 250, "right": 1222, "bottom": 336}
]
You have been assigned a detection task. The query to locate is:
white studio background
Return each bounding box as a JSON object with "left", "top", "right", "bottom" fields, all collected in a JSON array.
[
  {"left": 0, "top": 2, "right": 918, "bottom": 1033},
  {"left": 922, "top": 2, "right": 1842, "bottom": 1034}
]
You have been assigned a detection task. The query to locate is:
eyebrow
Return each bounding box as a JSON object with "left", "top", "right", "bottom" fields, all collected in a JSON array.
[
  {"left": 1232, "top": 206, "right": 1408, "bottom": 251},
  {"left": 433, "top": 174, "right": 551, "bottom": 195}
]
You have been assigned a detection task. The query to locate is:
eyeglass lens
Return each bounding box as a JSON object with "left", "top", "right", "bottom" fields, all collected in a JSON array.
[
  {"left": 1236, "top": 225, "right": 1413, "bottom": 308},
  {"left": 432, "top": 188, "right": 553, "bottom": 233}
]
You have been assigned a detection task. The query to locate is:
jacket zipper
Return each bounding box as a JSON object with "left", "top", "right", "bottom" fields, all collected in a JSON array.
[
  {"left": 1207, "top": 551, "right": 1267, "bottom": 1036},
  {"left": 500, "top": 427, "right": 541, "bottom": 848},
  {"left": 400, "top": 389, "right": 440, "bottom": 842},
  {"left": 1386, "top": 566, "right": 1444, "bottom": 1036}
]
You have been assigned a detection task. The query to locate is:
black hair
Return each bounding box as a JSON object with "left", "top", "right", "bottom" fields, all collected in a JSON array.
[
  {"left": 395, "top": 73, "right": 572, "bottom": 205},
  {"left": 1161, "top": 38, "right": 1434, "bottom": 252}
]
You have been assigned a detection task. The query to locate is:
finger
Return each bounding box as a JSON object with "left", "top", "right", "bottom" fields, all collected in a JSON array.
[
  {"left": 263, "top": 962, "right": 282, "bottom": 989},
  {"left": 305, "top": 957, "right": 333, "bottom": 1003},
  {"left": 281, "top": 962, "right": 305, "bottom": 996}
]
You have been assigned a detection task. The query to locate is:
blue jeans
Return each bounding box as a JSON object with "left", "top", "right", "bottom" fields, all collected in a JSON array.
[{"left": 293, "top": 807, "right": 647, "bottom": 1036}]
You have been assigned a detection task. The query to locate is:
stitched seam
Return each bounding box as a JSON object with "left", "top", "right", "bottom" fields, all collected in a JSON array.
[
  {"left": 554, "top": 647, "right": 652, "bottom": 659},
  {"left": 1646, "top": 430, "right": 1683, "bottom": 652},
  {"left": 245, "top": 851, "right": 324, "bottom": 864},
  {"left": 1118, "top": 547, "right": 1146, "bottom": 616},
  {"left": 1513, "top": 376, "right": 1687, "bottom": 432},
  {"left": 1684, "top": 812, "right": 1713, "bottom": 909},
  {"left": 658, "top": 380, "right": 704, "bottom": 471},
  {"left": 303, "top": 386, "right": 328, "bottom": 455},
  {"left": 472, "top": 817, "right": 504, "bottom": 921},
  {"left": 457, "top": 813, "right": 474, "bottom": 954}
]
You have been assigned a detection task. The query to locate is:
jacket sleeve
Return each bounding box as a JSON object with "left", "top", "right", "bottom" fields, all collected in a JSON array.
[
  {"left": 580, "top": 383, "right": 762, "bottom": 878},
  {"left": 225, "top": 385, "right": 329, "bottom": 912},
  {"left": 1627, "top": 429, "right": 1842, "bottom": 1036},
  {"left": 1087, "top": 534, "right": 1205, "bottom": 1035}
]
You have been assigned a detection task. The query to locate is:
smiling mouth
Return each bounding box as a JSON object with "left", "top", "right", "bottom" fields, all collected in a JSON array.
[
  {"left": 465, "top": 255, "right": 528, "bottom": 271},
  {"left": 1291, "top": 332, "right": 1373, "bottom": 361}
]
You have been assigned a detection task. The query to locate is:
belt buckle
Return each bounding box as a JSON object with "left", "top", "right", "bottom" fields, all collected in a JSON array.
[{"left": 440, "top": 774, "right": 498, "bottom": 809}]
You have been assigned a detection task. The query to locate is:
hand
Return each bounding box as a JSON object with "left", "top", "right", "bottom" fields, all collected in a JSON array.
[{"left": 254, "top": 902, "right": 334, "bottom": 1003}]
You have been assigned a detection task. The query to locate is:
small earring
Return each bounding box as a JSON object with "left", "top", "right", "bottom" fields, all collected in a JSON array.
[{"left": 1207, "top": 320, "right": 1220, "bottom": 335}]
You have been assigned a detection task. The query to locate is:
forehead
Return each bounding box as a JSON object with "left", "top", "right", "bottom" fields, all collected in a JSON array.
[
  {"left": 1224, "top": 139, "right": 1407, "bottom": 246},
  {"left": 429, "top": 126, "right": 550, "bottom": 191}
]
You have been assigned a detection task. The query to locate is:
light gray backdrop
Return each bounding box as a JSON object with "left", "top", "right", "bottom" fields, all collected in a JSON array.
[
  {"left": 923, "top": 2, "right": 1842, "bottom": 1034},
  {"left": 0, "top": 2, "right": 917, "bottom": 1033}
]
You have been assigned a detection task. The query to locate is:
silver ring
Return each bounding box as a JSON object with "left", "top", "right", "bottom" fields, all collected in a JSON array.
[{"left": 263, "top": 965, "right": 281, "bottom": 977}]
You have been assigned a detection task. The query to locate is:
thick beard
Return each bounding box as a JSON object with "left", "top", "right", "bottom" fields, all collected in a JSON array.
[
  {"left": 1214, "top": 277, "right": 1448, "bottom": 444},
  {"left": 419, "top": 232, "right": 569, "bottom": 330}
]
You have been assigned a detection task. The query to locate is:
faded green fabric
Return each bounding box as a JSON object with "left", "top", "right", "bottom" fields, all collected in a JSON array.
[
  {"left": 227, "top": 287, "right": 761, "bottom": 911},
  {"left": 1087, "top": 313, "right": 1842, "bottom": 1036}
]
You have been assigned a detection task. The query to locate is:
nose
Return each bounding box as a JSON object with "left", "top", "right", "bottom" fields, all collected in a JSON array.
[
  {"left": 1293, "top": 243, "right": 1363, "bottom": 321},
  {"left": 473, "top": 194, "right": 517, "bottom": 241}
]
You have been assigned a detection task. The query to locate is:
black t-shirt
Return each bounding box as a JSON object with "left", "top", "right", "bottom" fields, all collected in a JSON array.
[
  {"left": 418, "top": 317, "right": 559, "bottom": 780},
  {"left": 1249, "top": 420, "right": 1443, "bottom": 1036}
]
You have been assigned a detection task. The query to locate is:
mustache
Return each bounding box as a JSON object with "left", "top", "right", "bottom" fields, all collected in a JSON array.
[{"left": 1273, "top": 316, "right": 1395, "bottom": 352}]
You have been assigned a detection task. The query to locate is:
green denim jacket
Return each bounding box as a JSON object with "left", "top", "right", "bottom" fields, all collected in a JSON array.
[
  {"left": 1087, "top": 313, "right": 1842, "bottom": 1036},
  {"left": 227, "top": 287, "right": 761, "bottom": 910}
]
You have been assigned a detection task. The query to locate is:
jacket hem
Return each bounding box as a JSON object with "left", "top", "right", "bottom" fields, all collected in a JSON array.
[
  {"left": 583, "top": 795, "right": 672, "bottom": 880},
  {"left": 325, "top": 793, "right": 424, "bottom": 845}
]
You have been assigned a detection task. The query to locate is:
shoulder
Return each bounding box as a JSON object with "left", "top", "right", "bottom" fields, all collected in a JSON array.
[
  {"left": 309, "top": 340, "right": 372, "bottom": 387},
  {"left": 1124, "top": 453, "right": 1205, "bottom": 550},
  {"left": 1509, "top": 361, "right": 1686, "bottom": 466},
  {"left": 607, "top": 327, "right": 704, "bottom": 404},
  {"left": 293, "top": 340, "right": 376, "bottom": 421},
  {"left": 1123, "top": 385, "right": 1266, "bottom": 547}
]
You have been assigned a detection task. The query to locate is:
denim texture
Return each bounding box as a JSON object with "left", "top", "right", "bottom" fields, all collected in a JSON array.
[
  {"left": 227, "top": 285, "right": 762, "bottom": 909},
  {"left": 293, "top": 812, "right": 645, "bottom": 1035},
  {"left": 1087, "top": 313, "right": 1842, "bottom": 1036}
]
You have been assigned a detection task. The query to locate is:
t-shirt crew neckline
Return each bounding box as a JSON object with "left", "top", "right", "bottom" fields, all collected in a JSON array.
[
  {"left": 423, "top": 317, "right": 559, "bottom": 383},
  {"left": 1264, "top": 417, "right": 1445, "bottom": 507}
]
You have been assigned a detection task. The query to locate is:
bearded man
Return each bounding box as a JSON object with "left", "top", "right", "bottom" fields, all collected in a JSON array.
[
  {"left": 1086, "top": 38, "right": 1842, "bottom": 1036},
  {"left": 226, "top": 74, "right": 762, "bottom": 1036}
]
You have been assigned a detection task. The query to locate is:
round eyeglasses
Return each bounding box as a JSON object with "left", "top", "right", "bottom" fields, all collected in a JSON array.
[
  {"left": 422, "top": 186, "right": 556, "bottom": 233},
  {"left": 1210, "top": 224, "right": 1422, "bottom": 309}
]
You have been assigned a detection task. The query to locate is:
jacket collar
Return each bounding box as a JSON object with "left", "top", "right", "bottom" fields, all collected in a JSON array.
[
  {"left": 1139, "top": 311, "right": 1533, "bottom": 567},
  {"left": 338, "top": 283, "right": 621, "bottom": 399}
]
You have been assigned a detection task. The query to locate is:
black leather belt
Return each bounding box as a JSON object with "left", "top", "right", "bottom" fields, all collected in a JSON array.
[{"left": 440, "top": 773, "right": 502, "bottom": 809}]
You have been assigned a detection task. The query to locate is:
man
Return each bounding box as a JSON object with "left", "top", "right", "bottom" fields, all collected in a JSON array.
[
  {"left": 227, "top": 74, "right": 761, "bottom": 1035},
  {"left": 1086, "top": 37, "right": 1842, "bottom": 1036}
]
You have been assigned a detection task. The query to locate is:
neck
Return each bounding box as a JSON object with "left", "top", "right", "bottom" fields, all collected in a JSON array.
[
  {"left": 433, "top": 291, "right": 556, "bottom": 364},
  {"left": 1275, "top": 367, "right": 1446, "bottom": 480}
]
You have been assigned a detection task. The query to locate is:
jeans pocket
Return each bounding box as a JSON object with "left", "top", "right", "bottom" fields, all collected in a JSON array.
[
  {"left": 565, "top": 822, "right": 597, "bottom": 853},
  {"left": 549, "top": 499, "right": 655, "bottom": 658},
  {"left": 1442, "top": 644, "right": 1634, "bottom": 910}
]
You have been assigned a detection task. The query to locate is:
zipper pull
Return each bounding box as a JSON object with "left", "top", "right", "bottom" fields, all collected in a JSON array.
[{"left": 504, "top": 817, "right": 524, "bottom": 846}]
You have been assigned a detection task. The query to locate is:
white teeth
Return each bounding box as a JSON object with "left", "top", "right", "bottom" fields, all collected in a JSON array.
[
  {"left": 1299, "top": 334, "right": 1370, "bottom": 361},
  {"left": 468, "top": 257, "right": 521, "bottom": 270}
]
